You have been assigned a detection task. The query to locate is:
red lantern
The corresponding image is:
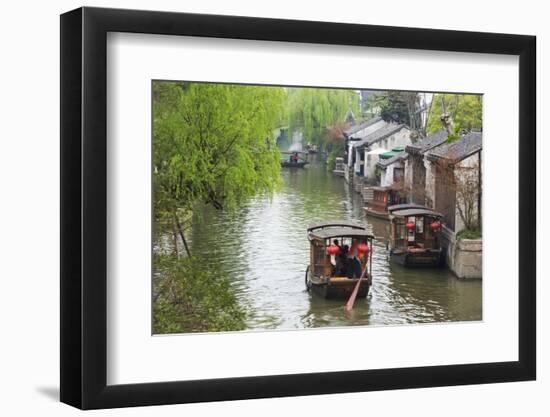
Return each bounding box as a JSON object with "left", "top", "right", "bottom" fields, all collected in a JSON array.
[
  {"left": 326, "top": 245, "right": 341, "bottom": 256},
  {"left": 430, "top": 221, "right": 441, "bottom": 232},
  {"left": 406, "top": 222, "right": 415, "bottom": 231},
  {"left": 357, "top": 243, "right": 370, "bottom": 254}
]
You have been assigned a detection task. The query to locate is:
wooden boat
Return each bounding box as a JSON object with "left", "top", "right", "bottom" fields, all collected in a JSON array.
[
  {"left": 305, "top": 221, "right": 374, "bottom": 299},
  {"left": 281, "top": 151, "right": 309, "bottom": 168},
  {"left": 363, "top": 186, "right": 407, "bottom": 220},
  {"left": 281, "top": 160, "right": 309, "bottom": 168},
  {"left": 306, "top": 144, "right": 319, "bottom": 154},
  {"left": 332, "top": 157, "right": 345, "bottom": 177},
  {"left": 388, "top": 206, "right": 444, "bottom": 267}
]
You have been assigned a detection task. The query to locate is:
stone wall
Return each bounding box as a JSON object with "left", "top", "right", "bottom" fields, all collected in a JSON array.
[{"left": 441, "top": 225, "right": 482, "bottom": 279}]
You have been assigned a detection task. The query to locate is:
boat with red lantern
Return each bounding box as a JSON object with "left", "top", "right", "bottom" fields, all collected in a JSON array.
[
  {"left": 388, "top": 205, "right": 444, "bottom": 267},
  {"left": 305, "top": 221, "right": 374, "bottom": 299}
]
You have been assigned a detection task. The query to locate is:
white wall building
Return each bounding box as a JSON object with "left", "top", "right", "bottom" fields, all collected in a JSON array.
[
  {"left": 358, "top": 124, "right": 411, "bottom": 180},
  {"left": 377, "top": 153, "right": 407, "bottom": 187},
  {"left": 345, "top": 117, "right": 387, "bottom": 171}
]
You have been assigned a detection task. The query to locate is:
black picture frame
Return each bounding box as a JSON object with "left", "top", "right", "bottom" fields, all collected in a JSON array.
[{"left": 60, "top": 6, "right": 536, "bottom": 410}]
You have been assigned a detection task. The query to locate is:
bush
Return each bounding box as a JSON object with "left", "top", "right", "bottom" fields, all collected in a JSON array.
[
  {"left": 456, "top": 228, "right": 482, "bottom": 240},
  {"left": 153, "top": 255, "right": 249, "bottom": 334},
  {"left": 327, "top": 152, "right": 337, "bottom": 171}
]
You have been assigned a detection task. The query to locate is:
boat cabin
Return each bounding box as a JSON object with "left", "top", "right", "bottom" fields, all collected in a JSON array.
[
  {"left": 388, "top": 206, "right": 444, "bottom": 267},
  {"left": 306, "top": 221, "right": 374, "bottom": 299},
  {"left": 363, "top": 185, "right": 407, "bottom": 220}
]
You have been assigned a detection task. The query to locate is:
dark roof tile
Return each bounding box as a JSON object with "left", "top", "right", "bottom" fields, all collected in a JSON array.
[
  {"left": 344, "top": 116, "right": 383, "bottom": 136},
  {"left": 406, "top": 129, "right": 448, "bottom": 154},
  {"left": 354, "top": 123, "right": 408, "bottom": 148},
  {"left": 427, "top": 131, "right": 482, "bottom": 162}
]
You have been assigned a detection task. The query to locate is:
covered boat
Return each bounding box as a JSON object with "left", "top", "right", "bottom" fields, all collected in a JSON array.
[
  {"left": 363, "top": 185, "right": 407, "bottom": 220},
  {"left": 305, "top": 221, "right": 374, "bottom": 299},
  {"left": 388, "top": 206, "right": 444, "bottom": 267},
  {"left": 281, "top": 151, "right": 309, "bottom": 168}
]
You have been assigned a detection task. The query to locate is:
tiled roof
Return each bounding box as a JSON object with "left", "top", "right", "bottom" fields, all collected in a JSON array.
[
  {"left": 426, "top": 131, "right": 482, "bottom": 162},
  {"left": 354, "top": 123, "right": 408, "bottom": 149},
  {"left": 406, "top": 129, "right": 448, "bottom": 154},
  {"left": 344, "top": 116, "right": 383, "bottom": 137}
]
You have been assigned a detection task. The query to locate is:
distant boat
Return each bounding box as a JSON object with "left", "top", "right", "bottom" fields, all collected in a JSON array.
[
  {"left": 306, "top": 144, "right": 319, "bottom": 154},
  {"left": 332, "top": 157, "right": 345, "bottom": 176},
  {"left": 281, "top": 151, "right": 309, "bottom": 168},
  {"left": 281, "top": 160, "right": 309, "bottom": 168},
  {"left": 363, "top": 186, "right": 407, "bottom": 220}
]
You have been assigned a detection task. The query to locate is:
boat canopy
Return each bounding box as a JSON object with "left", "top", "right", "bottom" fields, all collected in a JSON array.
[
  {"left": 307, "top": 221, "right": 364, "bottom": 232},
  {"left": 388, "top": 203, "right": 430, "bottom": 213},
  {"left": 309, "top": 225, "right": 374, "bottom": 240},
  {"left": 391, "top": 208, "right": 443, "bottom": 218}
]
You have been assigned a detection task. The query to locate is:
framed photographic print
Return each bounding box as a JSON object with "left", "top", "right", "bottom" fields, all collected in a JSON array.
[{"left": 60, "top": 6, "right": 536, "bottom": 410}]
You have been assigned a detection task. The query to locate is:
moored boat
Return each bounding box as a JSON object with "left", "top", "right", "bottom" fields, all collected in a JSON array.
[
  {"left": 305, "top": 221, "right": 374, "bottom": 299},
  {"left": 363, "top": 186, "right": 407, "bottom": 220},
  {"left": 388, "top": 206, "right": 444, "bottom": 267}
]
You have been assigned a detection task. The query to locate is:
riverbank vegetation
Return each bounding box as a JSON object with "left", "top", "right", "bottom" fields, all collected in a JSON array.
[
  {"left": 153, "top": 81, "right": 284, "bottom": 333},
  {"left": 153, "top": 255, "right": 249, "bottom": 334},
  {"left": 456, "top": 228, "right": 482, "bottom": 240}
]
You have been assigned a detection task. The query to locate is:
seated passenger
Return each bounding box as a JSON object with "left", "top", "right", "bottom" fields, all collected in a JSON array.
[{"left": 347, "top": 257, "right": 363, "bottom": 279}]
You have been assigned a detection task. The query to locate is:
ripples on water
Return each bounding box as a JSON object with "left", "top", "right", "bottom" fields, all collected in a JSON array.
[{"left": 188, "top": 160, "right": 482, "bottom": 330}]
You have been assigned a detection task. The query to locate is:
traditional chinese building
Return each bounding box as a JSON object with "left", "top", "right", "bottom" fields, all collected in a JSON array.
[
  {"left": 425, "top": 131, "right": 482, "bottom": 233},
  {"left": 404, "top": 129, "right": 449, "bottom": 206}
]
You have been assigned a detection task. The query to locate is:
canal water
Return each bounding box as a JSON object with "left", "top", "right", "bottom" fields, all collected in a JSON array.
[{"left": 189, "top": 159, "right": 482, "bottom": 330}]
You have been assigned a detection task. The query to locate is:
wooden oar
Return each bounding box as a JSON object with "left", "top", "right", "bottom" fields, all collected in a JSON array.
[{"left": 344, "top": 262, "right": 369, "bottom": 313}]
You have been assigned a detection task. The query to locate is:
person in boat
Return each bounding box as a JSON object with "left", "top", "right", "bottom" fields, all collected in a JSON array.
[
  {"left": 335, "top": 244, "right": 349, "bottom": 276},
  {"left": 292, "top": 152, "right": 299, "bottom": 163},
  {"left": 333, "top": 239, "right": 342, "bottom": 253},
  {"left": 341, "top": 241, "right": 362, "bottom": 278},
  {"left": 347, "top": 255, "right": 362, "bottom": 279}
]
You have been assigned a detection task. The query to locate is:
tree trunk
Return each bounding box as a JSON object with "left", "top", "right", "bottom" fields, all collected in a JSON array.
[
  {"left": 172, "top": 222, "right": 179, "bottom": 258},
  {"left": 423, "top": 94, "right": 433, "bottom": 136},
  {"left": 173, "top": 211, "right": 191, "bottom": 257}
]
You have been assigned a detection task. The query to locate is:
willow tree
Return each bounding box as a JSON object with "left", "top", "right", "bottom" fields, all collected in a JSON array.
[
  {"left": 426, "top": 94, "right": 482, "bottom": 136},
  {"left": 153, "top": 81, "right": 285, "bottom": 254},
  {"left": 286, "top": 87, "right": 359, "bottom": 150}
]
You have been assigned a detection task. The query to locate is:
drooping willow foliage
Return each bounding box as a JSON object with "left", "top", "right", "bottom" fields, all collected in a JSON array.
[
  {"left": 153, "top": 81, "right": 285, "bottom": 221},
  {"left": 286, "top": 87, "right": 360, "bottom": 150}
]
